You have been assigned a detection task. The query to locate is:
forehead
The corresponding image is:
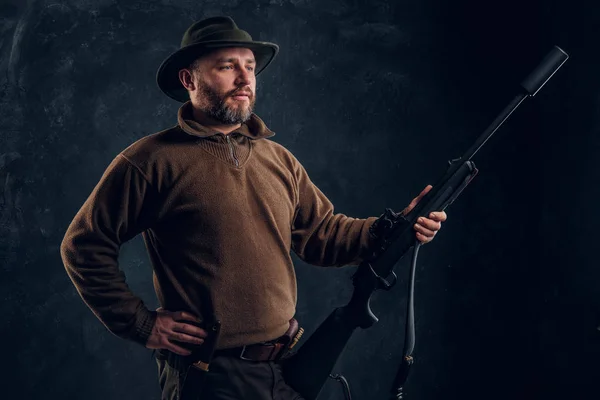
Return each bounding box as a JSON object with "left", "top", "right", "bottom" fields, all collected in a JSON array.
[{"left": 202, "top": 47, "right": 255, "bottom": 63}]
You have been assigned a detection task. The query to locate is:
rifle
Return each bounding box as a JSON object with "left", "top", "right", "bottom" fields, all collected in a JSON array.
[{"left": 283, "top": 46, "right": 569, "bottom": 400}]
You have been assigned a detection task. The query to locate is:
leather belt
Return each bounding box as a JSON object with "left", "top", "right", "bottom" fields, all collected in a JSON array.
[
  {"left": 213, "top": 318, "right": 304, "bottom": 362},
  {"left": 214, "top": 342, "right": 287, "bottom": 361}
]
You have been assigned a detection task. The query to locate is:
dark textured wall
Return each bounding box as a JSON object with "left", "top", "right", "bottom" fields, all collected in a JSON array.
[{"left": 1, "top": 0, "right": 598, "bottom": 399}]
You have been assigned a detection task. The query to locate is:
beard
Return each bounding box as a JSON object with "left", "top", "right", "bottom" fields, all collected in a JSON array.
[{"left": 194, "top": 81, "right": 256, "bottom": 125}]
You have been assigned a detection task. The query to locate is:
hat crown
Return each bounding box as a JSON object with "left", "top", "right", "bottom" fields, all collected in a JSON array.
[{"left": 181, "top": 16, "right": 252, "bottom": 47}]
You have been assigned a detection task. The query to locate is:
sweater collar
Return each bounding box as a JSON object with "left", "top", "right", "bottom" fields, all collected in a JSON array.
[{"left": 177, "top": 101, "right": 275, "bottom": 140}]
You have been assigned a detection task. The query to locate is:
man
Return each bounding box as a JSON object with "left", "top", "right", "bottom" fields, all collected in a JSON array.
[{"left": 60, "top": 16, "right": 447, "bottom": 400}]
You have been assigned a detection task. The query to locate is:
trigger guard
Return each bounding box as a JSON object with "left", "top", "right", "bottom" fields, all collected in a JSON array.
[{"left": 379, "top": 271, "right": 397, "bottom": 291}]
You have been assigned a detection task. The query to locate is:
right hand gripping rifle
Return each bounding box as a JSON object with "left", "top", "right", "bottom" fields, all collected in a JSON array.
[{"left": 283, "top": 46, "right": 569, "bottom": 400}]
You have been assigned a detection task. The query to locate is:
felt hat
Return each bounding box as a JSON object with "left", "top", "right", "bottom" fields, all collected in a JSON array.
[{"left": 156, "top": 16, "right": 279, "bottom": 102}]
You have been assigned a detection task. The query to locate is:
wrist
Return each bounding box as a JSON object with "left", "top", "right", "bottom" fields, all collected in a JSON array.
[{"left": 131, "top": 307, "right": 158, "bottom": 347}]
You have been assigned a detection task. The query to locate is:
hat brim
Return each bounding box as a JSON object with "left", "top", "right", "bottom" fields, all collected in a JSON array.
[{"left": 156, "top": 40, "right": 279, "bottom": 102}]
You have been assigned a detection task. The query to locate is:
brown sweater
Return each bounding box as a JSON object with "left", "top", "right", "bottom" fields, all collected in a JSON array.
[{"left": 60, "top": 101, "right": 377, "bottom": 349}]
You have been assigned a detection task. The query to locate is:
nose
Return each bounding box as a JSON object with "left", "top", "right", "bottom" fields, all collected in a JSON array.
[{"left": 235, "top": 66, "right": 252, "bottom": 86}]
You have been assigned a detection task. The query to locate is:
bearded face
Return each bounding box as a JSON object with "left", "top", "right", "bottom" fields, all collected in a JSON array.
[
  {"left": 193, "top": 78, "right": 256, "bottom": 124},
  {"left": 185, "top": 47, "right": 258, "bottom": 125}
]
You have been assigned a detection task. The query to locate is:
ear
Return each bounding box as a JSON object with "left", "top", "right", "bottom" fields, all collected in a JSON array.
[{"left": 179, "top": 68, "right": 195, "bottom": 91}]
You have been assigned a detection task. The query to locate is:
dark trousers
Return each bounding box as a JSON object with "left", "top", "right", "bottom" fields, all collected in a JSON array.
[{"left": 155, "top": 350, "right": 305, "bottom": 400}]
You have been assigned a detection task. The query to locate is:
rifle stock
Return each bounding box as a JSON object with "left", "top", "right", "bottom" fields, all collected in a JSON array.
[{"left": 282, "top": 308, "right": 359, "bottom": 400}]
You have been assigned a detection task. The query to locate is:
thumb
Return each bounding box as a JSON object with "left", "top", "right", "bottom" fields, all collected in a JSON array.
[
  {"left": 403, "top": 185, "right": 433, "bottom": 215},
  {"left": 417, "top": 185, "right": 433, "bottom": 199}
]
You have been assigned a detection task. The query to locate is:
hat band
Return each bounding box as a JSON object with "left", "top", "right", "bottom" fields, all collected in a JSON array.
[{"left": 185, "top": 29, "right": 253, "bottom": 46}]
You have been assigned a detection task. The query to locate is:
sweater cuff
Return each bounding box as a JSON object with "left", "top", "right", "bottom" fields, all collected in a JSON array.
[
  {"left": 356, "top": 217, "right": 379, "bottom": 263},
  {"left": 130, "top": 306, "right": 157, "bottom": 347}
]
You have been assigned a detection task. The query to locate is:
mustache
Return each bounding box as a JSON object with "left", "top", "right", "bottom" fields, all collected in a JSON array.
[{"left": 228, "top": 87, "right": 254, "bottom": 97}]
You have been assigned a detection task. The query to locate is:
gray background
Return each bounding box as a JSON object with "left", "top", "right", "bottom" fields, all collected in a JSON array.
[{"left": 1, "top": 0, "right": 598, "bottom": 399}]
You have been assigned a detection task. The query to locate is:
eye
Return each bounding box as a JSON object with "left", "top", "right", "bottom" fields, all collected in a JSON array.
[
  {"left": 246, "top": 66, "right": 255, "bottom": 71},
  {"left": 219, "top": 65, "right": 233, "bottom": 70}
]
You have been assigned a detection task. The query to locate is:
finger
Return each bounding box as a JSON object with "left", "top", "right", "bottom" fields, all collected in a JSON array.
[
  {"left": 404, "top": 198, "right": 421, "bottom": 215},
  {"left": 414, "top": 222, "right": 436, "bottom": 238},
  {"left": 416, "top": 217, "right": 441, "bottom": 231},
  {"left": 428, "top": 211, "right": 447, "bottom": 222},
  {"left": 411, "top": 185, "right": 433, "bottom": 203},
  {"left": 420, "top": 185, "right": 433, "bottom": 196},
  {"left": 172, "top": 311, "right": 202, "bottom": 324},
  {"left": 403, "top": 203, "right": 415, "bottom": 216},
  {"left": 172, "top": 323, "right": 208, "bottom": 339},
  {"left": 415, "top": 232, "right": 431, "bottom": 244},
  {"left": 164, "top": 341, "right": 193, "bottom": 356},
  {"left": 169, "top": 330, "right": 205, "bottom": 345},
  {"left": 405, "top": 185, "right": 433, "bottom": 215}
]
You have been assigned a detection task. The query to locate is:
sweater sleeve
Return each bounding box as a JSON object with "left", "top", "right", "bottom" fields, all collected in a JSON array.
[
  {"left": 60, "top": 154, "right": 158, "bottom": 346},
  {"left": 290, "top": 159, "right": 378, "bottom": 267}
]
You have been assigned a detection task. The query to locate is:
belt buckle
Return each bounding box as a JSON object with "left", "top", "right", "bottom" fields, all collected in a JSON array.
[
  {"left": 240, "top": 344, "right": 265, "bottom": 361},
  {"left": 239, "top": 345, "right": 251, "bottom": 361},
  {"left": 239, "top": 343, "right": 280, "bottom": 361}
]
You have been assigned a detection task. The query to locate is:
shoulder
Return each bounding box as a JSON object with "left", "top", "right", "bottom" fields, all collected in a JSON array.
[
  {"left": 119, "top": 125, "right": 192, "bottom": 168},
  {"left": 255, "top": 138, "right": 303, "bottom": 167}
]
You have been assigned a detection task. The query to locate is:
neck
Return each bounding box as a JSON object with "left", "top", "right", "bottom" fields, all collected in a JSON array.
[{"left": 191, "top": 105, "right": 241, "bottom": 135}]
